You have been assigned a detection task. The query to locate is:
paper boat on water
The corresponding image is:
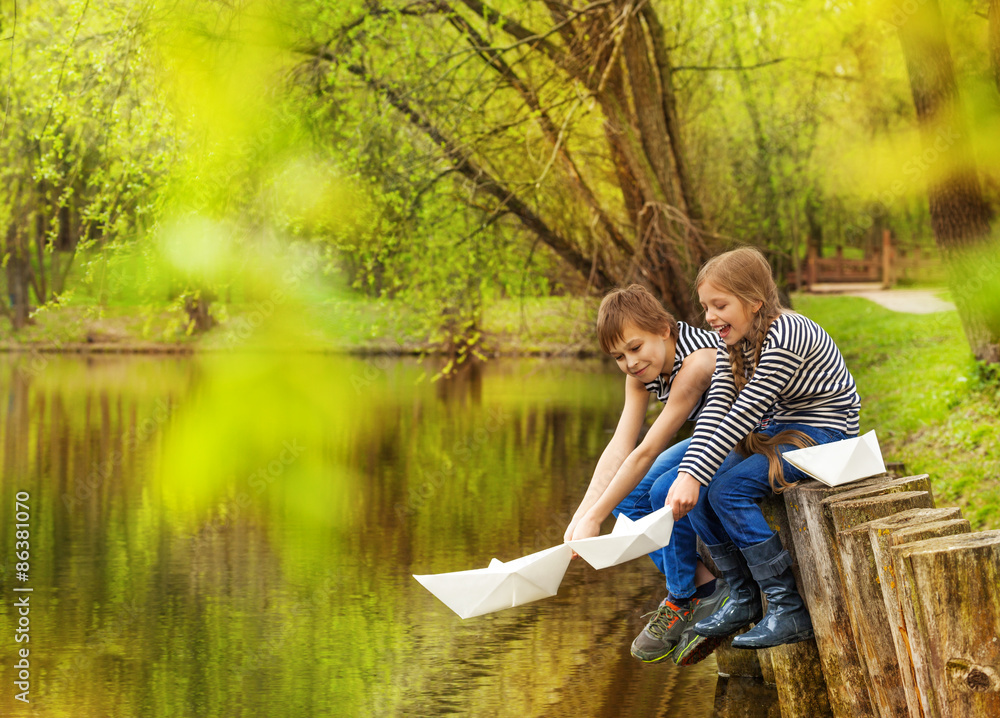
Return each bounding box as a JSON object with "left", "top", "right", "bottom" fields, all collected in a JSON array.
[
  {"left": 566, "top": 505, "right": 674, "bottom": 570},
  {"left": 783, "top": 430, "right": 886, "bottom": 487},
  {"left": 413, "top": 544, "right": 574, "bottom": 619}
]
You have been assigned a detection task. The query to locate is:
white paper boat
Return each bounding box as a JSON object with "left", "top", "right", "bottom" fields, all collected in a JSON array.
[
  {"left": 413, "top": 544, "right": 574, "bottom": 619},
  {"left": 783, "top": 430, "right": 886, "bottom": 487},
  {"left": 566, "top": 505, "right": 675, "bottom": 570}
]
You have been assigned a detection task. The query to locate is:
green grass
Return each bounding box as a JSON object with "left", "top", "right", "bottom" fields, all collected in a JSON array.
[{"left": 794, "top": 293, "right": 1000, "bottom": 529}]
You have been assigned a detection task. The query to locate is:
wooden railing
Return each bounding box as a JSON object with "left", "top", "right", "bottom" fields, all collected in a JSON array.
[{"left": 793, "top": 230, "right": 946, "bottom": 288}]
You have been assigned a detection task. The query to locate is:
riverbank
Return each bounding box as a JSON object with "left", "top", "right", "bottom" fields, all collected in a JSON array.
[
  {"left": 0, "top": 296, "right": 602, "bottom": 356},
  {"left": 3, "top": 291, "right": 997, "bottom": 529}
]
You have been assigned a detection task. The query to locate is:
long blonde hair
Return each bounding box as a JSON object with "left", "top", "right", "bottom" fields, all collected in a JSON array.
[{"left": 696, "top": 247, "right": 814, "bottom": 492}]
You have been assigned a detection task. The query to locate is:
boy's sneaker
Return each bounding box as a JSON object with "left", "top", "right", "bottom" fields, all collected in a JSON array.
[
  {"left": 672, "top": 581, "right": 733, "bottom": 666},
  {"left": 630, "top": 598, "right": 694, "bottom": 663}
]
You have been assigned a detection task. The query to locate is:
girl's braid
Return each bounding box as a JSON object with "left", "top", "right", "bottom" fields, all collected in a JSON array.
[{"left": 697, "top": 246, "right": 819, "bottom": 492}]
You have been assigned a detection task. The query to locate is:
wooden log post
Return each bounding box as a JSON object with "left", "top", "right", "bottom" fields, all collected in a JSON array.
[
  {"left": 807, "top": 244, "right": 818, "bottom": 287},
  {"left": 759, "top": 494, "right": 833, "bottom": 718},
  {"left": 882, "top": 229, "right": 894, "bottom": 288},
  {"left": 782, "top": 475, "right": 931, "bottom": 718},
  {"left": 893, "top": 531, "right": 1000, "bottom": 718},
  {"left": 829, "top": 492, "right": 936, "bottom": 718},
  {"left": 885, "top": 461, "right": 907, "bottom": 477},
  {"left": 713, "top": 674, "right": 782, "bottom": 718},
  {"left": 887, "top": 519, "right": 973, "bottom": 717},
  {"left": 863, "top": 508, "right": 966, "bottom": 718}
]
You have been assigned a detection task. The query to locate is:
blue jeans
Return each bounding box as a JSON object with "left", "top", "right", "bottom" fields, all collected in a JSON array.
[
  {"left": 613, "top": 437, "right": 701, "bottom": 600},
  {"left": 677, "top": 423, "right": 852, "bottom": 549}
]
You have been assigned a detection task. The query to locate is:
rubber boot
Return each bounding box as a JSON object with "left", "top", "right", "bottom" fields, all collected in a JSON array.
[
  {"left": 692, "top": 541, "right": 763, "bottom": 638},
  {"left": 731, "top": 533, "right": 814, "bottom": 649}
]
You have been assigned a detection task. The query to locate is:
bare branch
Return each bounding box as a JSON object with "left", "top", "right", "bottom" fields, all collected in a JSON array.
[
  {"left": 438, "top": 1, "right": 632, "bottom": 255},
  {"left": 674, "top": 57, "right": 786, "bottom": 72},
  {"left": 454, "top": 0, "right": 564, "bottom": 62},
  {"left": 331, "top": 59, "right": 614, "bottom": 290}
]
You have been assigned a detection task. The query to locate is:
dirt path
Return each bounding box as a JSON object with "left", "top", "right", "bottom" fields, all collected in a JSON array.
[{"left": 807, "top": 283, "right": 956, "bottom": 315}]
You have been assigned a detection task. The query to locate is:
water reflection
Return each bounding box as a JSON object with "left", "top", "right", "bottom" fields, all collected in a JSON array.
[{"left": 0, "top": 354, "right": 757, "bottom": 717}]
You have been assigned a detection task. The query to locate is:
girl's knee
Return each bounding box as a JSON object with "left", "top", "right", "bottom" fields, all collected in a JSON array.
[{"left": 706, "top": 474, "right": 748, "bottom": 514}]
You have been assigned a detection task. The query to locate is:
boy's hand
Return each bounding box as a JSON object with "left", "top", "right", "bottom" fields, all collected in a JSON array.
[
  {"left": 666, "top": 472, "right": 702, "bottom": 521},
  {"left": 563, "top": 517, "right": 579, "bottom": 544},
  {"left": 570, "top": 514, "right": 603, "bottom": 542}
]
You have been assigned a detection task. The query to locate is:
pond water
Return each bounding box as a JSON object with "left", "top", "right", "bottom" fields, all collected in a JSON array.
[{"left": 0, "top": 354, "right": 775, "bottom": 717}]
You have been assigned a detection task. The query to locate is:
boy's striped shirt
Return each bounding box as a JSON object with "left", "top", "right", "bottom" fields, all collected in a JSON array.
[
  {"left": 643, "top": 321, "right": 720, "bottom": 420},
  {"left": 679, "top": 312, "right": 860, "bottom": 485}
]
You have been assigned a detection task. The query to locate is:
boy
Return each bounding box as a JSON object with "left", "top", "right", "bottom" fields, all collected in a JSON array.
[{"left": 565, "top": 285, "right": 729, "bottom": 665}]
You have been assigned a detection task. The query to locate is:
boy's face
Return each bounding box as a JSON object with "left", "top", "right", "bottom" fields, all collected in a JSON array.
[
  {"left": 607, "top": 322, "right": 673, "bottom": 381},
  {"left": 698, "top": 280, "right": 760, "bottom": 346}
]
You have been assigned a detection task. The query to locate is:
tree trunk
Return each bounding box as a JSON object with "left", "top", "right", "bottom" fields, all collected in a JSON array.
[
  {"left": 991, "top": 0, "right": 1000, "bottom": 96},
  {"left": 5, "top": 223, "right": 33, "bottom": 331},
  {"left": 184, "top": 290, "right": 216, "bottom": 333},
  {"left": 894, "top": 0, "right": 1000, "bottom": 363},
  {"left": 589, "top": 2, "right": 707, "bottom": 319}
]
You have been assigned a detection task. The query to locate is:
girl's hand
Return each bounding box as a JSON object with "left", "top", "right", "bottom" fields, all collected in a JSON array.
[
  {"left": 570, "top": 514, "right": 603, "bottom": 542},
  {"left": 666, "top": 472, "right": 702, "bottom": 521}
]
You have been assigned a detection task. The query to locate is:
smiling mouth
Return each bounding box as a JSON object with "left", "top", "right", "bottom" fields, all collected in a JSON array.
[
  {"left": 633, "top": 366, "right": 648, "bottom": 377},
  {"left": 713, "top": 324, "right": 732, "bottom": 339}
]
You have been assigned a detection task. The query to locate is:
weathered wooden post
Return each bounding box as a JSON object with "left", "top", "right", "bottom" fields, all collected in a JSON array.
[
  {"left": 782, "top": 478, "right": 883, "bottom": 718},
  {"left": 881, "top": 229, "right": 894, "bottom": 288},
  {"left": 782, "top": 475, "right": 930, "bottom": 718},
  {"left": 759, "top": 494, "right": 833, "bottom": 718},
  {"left": 884, "top": 518, "right": 973, "bottom": 717},
  {"left": 828, "top": 492, "right": 936, "bottom": 718},
  {"left": 893, "top": 531, "right": 1000, "bottom": 718},
  {"left": 807, "top": 244, "right": 818, "bottom": 287},
  {"left": 857, "top": 508, "right": 965, "bottom": 717}
]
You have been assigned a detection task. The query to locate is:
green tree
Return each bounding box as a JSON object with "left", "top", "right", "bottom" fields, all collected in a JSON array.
[
  {"left": 292, "top": 0, "right": 712, "bottom": 323},
  {"left": 893, "top": 0, "right": 1000, "bottom": 363},
  {"left": 0, "top": 0, "right": 174, "bottom": 331}
]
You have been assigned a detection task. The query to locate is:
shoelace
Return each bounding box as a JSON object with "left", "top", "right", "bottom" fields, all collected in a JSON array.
[{"left": 641, "top": 602, "right": 691, "bottom": 639}]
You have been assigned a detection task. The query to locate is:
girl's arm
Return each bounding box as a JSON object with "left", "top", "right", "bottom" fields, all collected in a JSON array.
[
  {"left": 680, "top": 347, "right": 738, "bottom": 471},
  {"left": 678, "top": 325, "right": 804, "bottom": 486},
  {"left": 569, "top": 348, "right": 715, "bottom": 541}
]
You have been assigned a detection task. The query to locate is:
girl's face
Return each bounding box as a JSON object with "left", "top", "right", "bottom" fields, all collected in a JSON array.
[
  {"left": 607, "top": 322, "right": 672, "bottom": 381},
  {"left": 698, "top": 280, "right": 760, "bottom": 346}
]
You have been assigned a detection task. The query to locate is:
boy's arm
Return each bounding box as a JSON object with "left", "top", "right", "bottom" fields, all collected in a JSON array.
[
  {"left": 564, "top": 377, "right": 649, "bottom": 541},
  {"left": 569, "top": 348, "right": 715, "bottom": 541}
]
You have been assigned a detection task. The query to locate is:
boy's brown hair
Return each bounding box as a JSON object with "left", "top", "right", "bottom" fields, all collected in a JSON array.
[{"left": 596, "top": 284, "right": 678, "bottom": 354}]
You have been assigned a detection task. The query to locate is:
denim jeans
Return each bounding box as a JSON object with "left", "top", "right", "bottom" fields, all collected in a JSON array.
[
  {"left": 681, "top": 423, "right": 852, "bottom": 549},
  {"left": 613, "top": 437, "right": 700, "bottom": 599}
]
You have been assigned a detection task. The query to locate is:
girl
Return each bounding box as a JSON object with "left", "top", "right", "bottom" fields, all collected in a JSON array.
[
  {"left": 661, "top": 247, "right": 860, "bottom": 649},
  {"left": 565, "top": 285, "right": 729, "bottom": 665}
]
